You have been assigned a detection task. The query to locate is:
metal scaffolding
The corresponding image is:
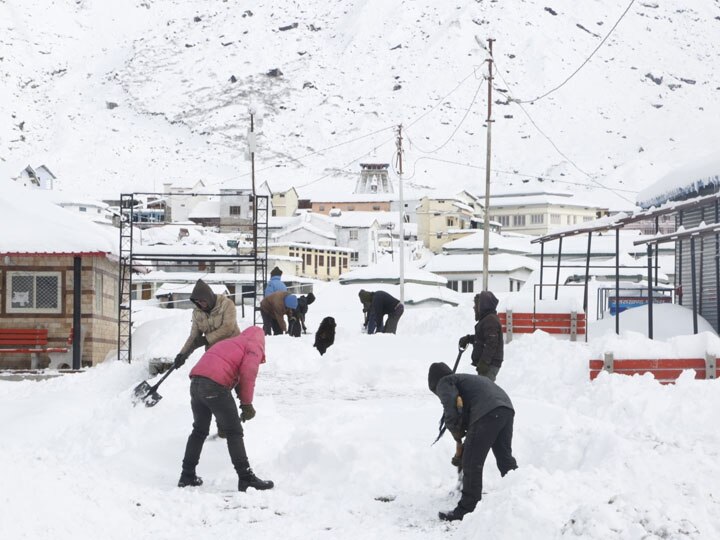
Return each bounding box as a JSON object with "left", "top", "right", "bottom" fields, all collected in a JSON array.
[{"left": 117, "top": 191, "right": 268, "bottom": 363}]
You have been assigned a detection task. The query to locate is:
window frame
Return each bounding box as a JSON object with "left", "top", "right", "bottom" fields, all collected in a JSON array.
[{"left": 6, "top": 270, "right": 63, "bottom": 314}]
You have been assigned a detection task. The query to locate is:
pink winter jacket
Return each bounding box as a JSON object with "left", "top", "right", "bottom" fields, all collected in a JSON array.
[{"left": 189, "top": 326, "right": 265, "bottom": 404}]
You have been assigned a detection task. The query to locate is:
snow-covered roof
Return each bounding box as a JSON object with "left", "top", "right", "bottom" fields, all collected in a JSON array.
[
  {"left": 311, "top": 211, "right": 383, "bottom": 228},
  {"left": 270, "top": 242, "right": 355, "bottom": 253},
  {"left": 188, "top": 199, "right": 221, "bottom": 218},
  {"left": 155, "top": 282, "right": 228, "bottom": 296},
  {"left": 311, "top": 193, "right": 397, "bottom": 203},
  {"left": 442, "top": 231, "right": 535, "bottom": 255},
  {"left": 273, "top": 222, "right": 337, "bottom": 241},
  {"left": 636, "top": 153, "right": 720, "bottom": 209},
  {"left": 483, "top": 191, "right": 607, "bottom": 209},
  {"left": 0, "top": 180, "right": 117, "bottom": 255},
  {"left": 423, "top": 253, "right": 539, "bottom": 273},
  {"left": 339, "top": 263, "right": 447, "bottom": 285}
]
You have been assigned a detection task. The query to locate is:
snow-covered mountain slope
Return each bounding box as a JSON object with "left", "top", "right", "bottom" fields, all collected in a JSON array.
[{"left": 2, "top": 0, "right": 720, "bottom": 208}]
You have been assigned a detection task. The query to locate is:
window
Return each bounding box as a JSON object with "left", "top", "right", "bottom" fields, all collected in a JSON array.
[
  {"left": 531, "top": 214, "right": 544, "bottom": 224},
  {"left": 305, "top": 254, "right": 312, "bottom": 266},
  {"left": 229, "top": 206, "right": 242, "bottom": 216},
  {"left": 583, "top": 216, "right": 593, "bottom": 222},
  {"left": 436, "top": 232, "right": 443, "bottom": 239},
  {"left": 6, "top": 271, "right": 62, "bottom": 314},
  {"left": 318, "top": 255, "right": 325, "bottom": 266},
  {"left": 349, "top": 229, "right": 359, "bottom": 240},
  {"left": 496, "top": 215, "right": 510, "bottom": 227},
  {"left": 330, "top": 256, "right": 336, "bottom": 267},
  {"left": 350, "top": 252, "right": 358, "bottom": 263},
  {"left": 513, "top": 215, "right": 526, "bottom": 227},
  {"left": 79, "top": 206, "right": 87, "bottom": 212},
  {"left": 551, "top": 214, "right": 561, "bottom": 224},
  {"left": 343, "top": 257, "right": 349, "bottom": 268},
  {"left": 461, "top": 280, "right": 474, "bottom": 293},
  {"left": 446, "top": 280, "right": 459, "bottom": 291},
  {"left": 279, "top": 193, "right": 285, "bottom": 198},
  {"left": 319, "top": 205, "right": 325, "bottom": 211},
  {"left": 372, "top": 205, "right": 381, "bottom": 211},
  {"left": 348, "top": 206, "right": 355, "bottom": 211},
  {"left": 446, "top": 217, "right": 455, "bottom": 227}
]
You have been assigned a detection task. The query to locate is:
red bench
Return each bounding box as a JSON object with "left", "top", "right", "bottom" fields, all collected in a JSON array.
[
  {"left": 499, "top": 311, "right": 586, "bottom": 343},
  {"left": 589, "top": 353, "right": 718, "bottom": 384},
  {"left": 0, "top": 328, "right": 72, "bottom": 367}
]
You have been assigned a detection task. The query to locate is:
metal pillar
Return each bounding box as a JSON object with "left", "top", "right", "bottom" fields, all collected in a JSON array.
[
  {"left": 555, "top": 237, "right": 563, "bottom": 300},
  {"left": 583, "top": 232, "right": 592, "bottom": 313},
  {"left": 539, "top": 241, "right": 545, "bottom": 300},
  {"left": 691, "top": 236, "right": 699, "bottom": 334},
  {"left": 647, "top": 243, "right": 653, "bottom": 339},
  {"left": 73, "top": 256, "right": 82, "bottom": 370},
  {"left": 615, "top": 227, "right": 620, "bottom": 334}
]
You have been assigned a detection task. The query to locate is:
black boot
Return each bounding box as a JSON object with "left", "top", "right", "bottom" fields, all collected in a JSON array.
[
  {"left": 238, "top": 468, "right": 274, "bottom": 492},
  {"left": 178, "top": 472, "right": 203, "bottom": 488},
  {"left": 438, "top": 506, "right": 469, "bottom": 522}
]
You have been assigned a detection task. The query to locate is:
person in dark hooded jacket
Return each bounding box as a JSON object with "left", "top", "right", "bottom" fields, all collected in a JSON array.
[
  {"left": 428, "top": 362, "right": 517, "bottom": 522},
  {"left": 458, "top": 291, "right": 504, "bottom": 381},
  {"left": 174, "top": 279, "right": 241, "bottom": 367},
  {"left": 359, "top": 289, "right": 404, "bottom": 334}
]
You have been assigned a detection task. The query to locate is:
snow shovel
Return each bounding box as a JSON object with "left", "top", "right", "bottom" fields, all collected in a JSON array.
[
  {"left": 132, "top": 364, "right": 177, "bottom": 407},
  {"left": 432, "top": 345, "right": 467, "bottom": 445}
]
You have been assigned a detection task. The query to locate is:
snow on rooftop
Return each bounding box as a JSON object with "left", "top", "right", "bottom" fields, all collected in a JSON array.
[
  {"left": 442, "top": 231, "right": 535, "bottom": 254},
  {"left": 637, "top": 153, "right": 720, "bottom": 209},
  {"left": 0, "top": 180, "right": 117, "bottom": 255},
  {"left": 423, "top": 253, "right": 539, "bottom": 273},
  {"left": 339, "top": 262, "right": 447, "bottom": 285},
  {"left": 155, "top": 282, "right": 228, "bottom": 296}
]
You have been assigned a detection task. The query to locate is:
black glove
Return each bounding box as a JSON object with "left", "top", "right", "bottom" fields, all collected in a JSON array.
[
  {"left": 458, "top": 335, "right": 474, "bottom": 350},
  {"left": 173, "top": 353, "right": 187, "bottom": 369},
  {"left": 240, "top": 403, "right": 256, "bottom": 422},
  {"left": 451, "top": 454, "right": 462, "bottom": 468}
]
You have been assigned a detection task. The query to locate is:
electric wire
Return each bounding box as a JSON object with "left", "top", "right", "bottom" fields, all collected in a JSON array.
[
  {"left": 490, "top": 56, "right": 636, "bottom": 205},
  {"left": 401, "top": 155, "right": 639, "bottom": 195},
  {"left": 405, "top": 77, "right": 485, "bottom": 155},
  {"left": 507, "top": 0, "right": 637, "bottom": 104}
]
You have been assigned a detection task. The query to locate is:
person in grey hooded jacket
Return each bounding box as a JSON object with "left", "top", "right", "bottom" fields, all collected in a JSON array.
[
  {"left": 174, "top": 279, "right": 240, "bottom": 367},
  {"left": 428, "top": 362, "right": 518, "bottom": 522}
]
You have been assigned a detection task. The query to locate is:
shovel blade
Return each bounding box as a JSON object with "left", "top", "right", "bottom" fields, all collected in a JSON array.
[
  {"left": 133, "top": 380, "right": 152, "bottom": 400},
  {"left": 143, "top": 391, "right": 163, "bottom": 408}
]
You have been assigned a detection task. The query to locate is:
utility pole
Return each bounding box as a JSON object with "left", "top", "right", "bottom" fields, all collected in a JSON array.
[
  {"left": 482, "top": 38, "right": 495, "bottom": 291},
  {"left": 248, "top": 108, "right": 257, "bottom": 257},
  {"left": 396, "top": 124, "right": 406, "bottom": 302}
]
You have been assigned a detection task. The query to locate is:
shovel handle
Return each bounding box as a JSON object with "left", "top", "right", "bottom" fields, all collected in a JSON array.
[{"left": 146, "top": 364, "right": 176, "bottom": 395}]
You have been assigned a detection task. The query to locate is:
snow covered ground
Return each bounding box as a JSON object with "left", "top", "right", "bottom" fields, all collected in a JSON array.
[{"left": 2, "top": 282, "right": 720, "bottom": 539}]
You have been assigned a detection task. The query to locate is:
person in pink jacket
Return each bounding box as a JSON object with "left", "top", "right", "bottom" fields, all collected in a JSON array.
[{"left": 178, "top": 326, "right": 274, "bottom": 492}]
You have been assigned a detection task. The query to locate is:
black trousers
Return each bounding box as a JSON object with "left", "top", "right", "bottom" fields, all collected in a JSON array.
[
  {"left": 460, "top": 406, "right": 518, "bottom": 512},
  {"left": 261, "top": 309, "right": 282, "bottom": 336},
  {"left": 181, "top": 377, "right": 249, "bottom": 477}
]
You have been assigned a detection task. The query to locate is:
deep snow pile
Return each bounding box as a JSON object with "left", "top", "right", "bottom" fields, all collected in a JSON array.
[{"left": 1, "top": 282, "right": 720, "bottom": 539}]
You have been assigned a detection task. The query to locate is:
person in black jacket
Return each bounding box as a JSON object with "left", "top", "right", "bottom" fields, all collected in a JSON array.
[
  {"left": 358, "top": 289, "right": 404, "bottom": 334},
  {"left": 428, "top": 362, "right": 518, "bottom": 522},
  {"left": 458, "top": 291, "right": 504, "bottom": 381}
]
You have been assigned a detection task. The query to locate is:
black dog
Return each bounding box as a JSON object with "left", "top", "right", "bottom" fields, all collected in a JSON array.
[{"left": 313, "top": 316, "right": 336, "bottom": 356}]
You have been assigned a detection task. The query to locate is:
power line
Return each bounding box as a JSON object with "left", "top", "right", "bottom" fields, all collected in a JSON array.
[
  {"left": 294, "top": 134, "right": 397, "bottom": 189},
  {"left": 205, "top": 124, "right": 396, "bottom": 188},
  {"left": 402, "top": 155, "right": 639, "bottom": 194},
  {"left": 490, "top": 60, "right": 635, "bottom": 205},
  {"left": 503, "top": 0, "right": 637, "bottom": 104},
  {"left": 405, "top": 77, "right": 485, "bottom": 155}
]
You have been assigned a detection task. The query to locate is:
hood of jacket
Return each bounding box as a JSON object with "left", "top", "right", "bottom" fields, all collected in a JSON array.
[
  {"left": 428, "top": 362, "right": 453, "bottom": 394},
  {"left": 190, "top": 279, "right": 217, "bottom": 312},
  {"left": 474, "top": 291, "right": 499, "bottom": 321},
  {"left": 358, "top": 289, "right": 374, "bottom": 305}
]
